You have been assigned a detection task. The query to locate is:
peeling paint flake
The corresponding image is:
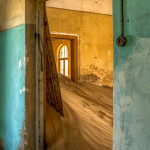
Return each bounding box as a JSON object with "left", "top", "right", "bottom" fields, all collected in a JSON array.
[
  {"left": 18, "top": 57, "right": 25, "bottom": 70},
  {"left": 118, "top": 72, "right": 126, "bottom": 87},
  {"left": 17, "top": 122, "right": 25, "bottom": 149},
  {"left": 20, "top": 87, "right": 26, "bottom": 95}
]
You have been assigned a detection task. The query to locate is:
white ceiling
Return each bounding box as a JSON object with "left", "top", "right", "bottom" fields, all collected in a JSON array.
[{"left": 46, "top": 0, "right": 112, "bottom": 15}]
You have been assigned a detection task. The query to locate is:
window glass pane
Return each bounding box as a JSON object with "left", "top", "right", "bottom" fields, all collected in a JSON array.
[
  {"left": 65, "top": 51, "right": 68, "bottom": 58},
  {"left": 60, "top": 46, "right": 65, "bottom": 58},
  {"left": 60, "top": 60, "right": 64, "bottom": 74},
  {"left": 62, "top": 46, "right": 65, "bottom": 58},
  {"left": 64, "top": 46, "right": 68, "bottom": 58},
  {"left": 65, "top": 60, "right": 68, "bottom": 76},
  {"left": 60, "top": 46, "right": 68, "bottom": 58}
]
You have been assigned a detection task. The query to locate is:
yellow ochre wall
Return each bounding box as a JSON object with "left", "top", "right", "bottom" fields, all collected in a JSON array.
[{"left": 47, "top": 7, "right": 113, "bottom": 87}]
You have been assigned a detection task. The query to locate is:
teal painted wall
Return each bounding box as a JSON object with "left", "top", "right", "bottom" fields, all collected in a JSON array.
[
  {"left": 113, "top": 0, "right": 150, "bottom": 150},
  {"left": 0, "top": 25, "right": 25, "bottom": 149}
]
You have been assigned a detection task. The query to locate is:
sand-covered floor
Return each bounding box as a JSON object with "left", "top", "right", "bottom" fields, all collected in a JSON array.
[{"left": 46, "top": 75, "right": 113, "bottom": 150}]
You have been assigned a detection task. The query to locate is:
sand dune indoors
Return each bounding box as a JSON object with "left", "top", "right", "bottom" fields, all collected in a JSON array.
[{"left": 46, "top": 74, "right": 113, "bottom": 150}]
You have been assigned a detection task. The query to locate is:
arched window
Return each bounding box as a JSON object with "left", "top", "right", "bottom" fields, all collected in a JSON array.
[{"left": 59, "top": 45, "right": 68, "bottom": 76}]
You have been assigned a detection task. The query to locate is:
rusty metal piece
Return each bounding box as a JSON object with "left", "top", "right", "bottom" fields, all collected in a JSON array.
[
  {"left": 116, "top": 35, "right": 126, "bottom": 47},
  {"left": 116, "top": 0, "right": 126, "bottom": 47}
]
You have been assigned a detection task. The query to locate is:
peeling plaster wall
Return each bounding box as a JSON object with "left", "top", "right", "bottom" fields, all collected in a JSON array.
[
  {"left": 0, "top": 1, "right": 26, "bottom": 149},
  {"left": 113, "top": 0, "right": 150, "bottom": 149},
  {"left": 46, "top": 7, "right": 113, "bottom": 87},
  {"left": 0, "top": 25, "right": 25, "bottom": 150},
  {"left": 0, "top": 0, "right": 46, "bottom": 149}
]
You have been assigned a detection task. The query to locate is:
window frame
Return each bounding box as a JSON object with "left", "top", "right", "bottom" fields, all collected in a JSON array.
[{"left": 58, "top": 45, "right": 69, "bottom": 76}]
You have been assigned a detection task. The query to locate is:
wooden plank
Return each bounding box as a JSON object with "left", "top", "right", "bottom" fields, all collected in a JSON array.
[{"left": 44, "top": 7, "right": 63, "bottom": 116}]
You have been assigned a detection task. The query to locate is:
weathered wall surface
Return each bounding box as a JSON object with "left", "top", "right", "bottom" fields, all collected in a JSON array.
[
  {"left": 46, "top": 0, "right": 112, "bottom": 15},
  {"left": 47, "top": 7, "right": 113, "bottom": 87},
  {"left": 0, "top": 25, "right": 25, "bottom": 150},
  {"left": 0, "top": 1, "right": 26, "bottom": 149},
  {"left": 113, "top": 0, "right": 150, "bottom": 149},
  {"left": 25, "top": 0, "right": 36, "bottom": 149},
  {"left": 0, "top": 0, "right": 46, "bottom": 149},
  {"left": 0, "top": 0, "right": 25, "bottom": 32}
]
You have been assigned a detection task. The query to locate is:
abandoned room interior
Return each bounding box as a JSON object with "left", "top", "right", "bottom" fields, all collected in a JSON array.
[
  {"left": 45, "top": 0, "right": 113, "bottom": 150},
  {"left": 0, "top": 0, "right": 150, "bottom": 150}
]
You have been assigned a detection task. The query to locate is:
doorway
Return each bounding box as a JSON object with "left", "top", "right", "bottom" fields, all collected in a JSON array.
[
  {"left": 51, "top": 39, "right": 71, "bottom": 78},
  {"left": 58, "top": 45, "right": 69, "bottom": 77},
  {"left": 51, "top": 34, "right": 78, "bottom": 82},
  {"left": 45, "top": 2, "right": 113, "bottom": 150}
]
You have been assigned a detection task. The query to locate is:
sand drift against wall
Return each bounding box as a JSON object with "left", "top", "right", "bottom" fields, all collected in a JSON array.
[{"left": 46, "top": 74, "right": 113, "bottom": 150}]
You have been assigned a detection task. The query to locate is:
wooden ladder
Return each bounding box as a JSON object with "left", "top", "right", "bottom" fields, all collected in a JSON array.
[{"left": 44, "top": 9, "right": 64, "bottom": 116}]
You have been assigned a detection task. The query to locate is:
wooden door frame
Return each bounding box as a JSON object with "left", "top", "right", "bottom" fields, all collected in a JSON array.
[{"left": 51, "top": 33, "right": 79, "bottom": 83}]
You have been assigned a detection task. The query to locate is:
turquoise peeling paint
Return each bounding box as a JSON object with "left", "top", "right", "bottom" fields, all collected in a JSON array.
[
  {"left": 113, "top": 0, "right": 150, "bottom": 150},
  {"left": 0, "top": 25, "right": 25, "bottom": 149}
]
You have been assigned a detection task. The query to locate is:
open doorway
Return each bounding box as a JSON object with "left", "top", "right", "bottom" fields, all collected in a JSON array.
[
  {"left": 44, "top": 1, "right": 113, "bottom": 150},
  {"left": 58, "top": 44, "right": 70, "bottom": 77},
  {"left": 51, "top": 34, "right": 78, "bottom": 82}
]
